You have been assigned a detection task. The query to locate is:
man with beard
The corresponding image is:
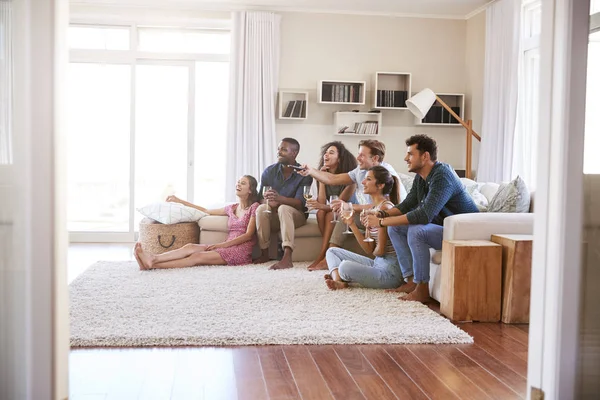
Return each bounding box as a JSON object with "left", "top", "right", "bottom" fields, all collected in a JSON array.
[
  {"left": 254, "top": 138, "right": 313, "bottom": 270},
  {"left": 363, "top": 134, "right": 478, "bottom": 303}
]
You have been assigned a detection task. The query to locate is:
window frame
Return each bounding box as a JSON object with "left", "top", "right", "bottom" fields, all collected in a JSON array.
[{"left": 68, "top": 21, "right": 230, "bottom": 242}]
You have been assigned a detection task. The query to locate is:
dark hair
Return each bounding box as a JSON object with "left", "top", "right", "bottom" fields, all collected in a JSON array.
[
  {"left": 368, "top": 166, "right": 400, "bottom": 205},
  {"left": 281, "top": 137, "right": 300, "bottom": 153},
  {"left": 242, "top": 175, "right": 259, "bottom": 204},
  {"left": 406, "top": 134, "right": 437, "bottom": 161},
  {"left": 358, "top": 139, "right": 386, "bottom": 162},
  {"left": 317, "top": 141, "right": 358, "bottom": 174}
]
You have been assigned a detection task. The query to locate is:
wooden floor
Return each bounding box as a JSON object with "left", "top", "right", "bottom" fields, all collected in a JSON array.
[{"left": 68, "top": 244, "right": 529, "bottom": 400}]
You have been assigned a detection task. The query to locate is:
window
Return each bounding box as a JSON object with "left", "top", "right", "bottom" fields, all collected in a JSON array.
[
  {"left": 68, "top": 23, "right": 230, "bottom": 240},
  {"left": 513, "top": 0, "right": 541, "bottom": 189},
  {"left": 0, "top": 1, "right": 13, "bottom": 165},
  {"left": 584, "top": 17, "right": 600, "bottom": 173}
]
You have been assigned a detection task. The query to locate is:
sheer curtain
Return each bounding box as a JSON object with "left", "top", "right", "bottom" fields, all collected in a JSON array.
[
  {"left": 226, "top": 11, "right": 280, "bottom": 201},
  {"left": 0, "top": 0, "right": 12, "bottom": 165},
  {"left": 478, "top": 0, "right": 521, "bottom": 182}
]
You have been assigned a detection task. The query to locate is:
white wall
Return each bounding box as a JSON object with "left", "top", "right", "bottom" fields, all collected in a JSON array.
[
  {"left": 276, "top": 12, "right": 486, "bottom": 175},
  {"left": 465, "top": 11, "right": 486, "bottom": 177}
]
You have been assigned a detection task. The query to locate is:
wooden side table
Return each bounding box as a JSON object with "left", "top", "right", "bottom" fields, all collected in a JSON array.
[
  {"left": 441, "top": 240, "right": 502, "bottom": 322},
  {"left": 491, "top": 234, "right": 533, "bottom": 324}
]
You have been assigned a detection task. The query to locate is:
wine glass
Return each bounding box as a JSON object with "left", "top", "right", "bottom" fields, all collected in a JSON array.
[
  {"left": 303, "top": 185, "right": 313, "bottom": 201},
  {"left": 262, "top": 186, "right": 272, "bottom": 213},
  {"left": 329, "top": 195, "right": 339, "bottom": 223},
  {"left": 361, "top": 209, "right": 375, "bottom": 242},
  {"left": 341, "top": 202, "right": 354, "bottom": 235}
]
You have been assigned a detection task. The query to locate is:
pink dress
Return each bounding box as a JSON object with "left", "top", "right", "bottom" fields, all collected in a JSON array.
[{"left": 214, "top": 202, "right": 259, "bottom": 265}]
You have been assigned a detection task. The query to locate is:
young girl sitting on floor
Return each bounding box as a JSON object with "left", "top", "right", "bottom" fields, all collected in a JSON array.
[
  {"left": 134, "top": 175, "right": 260, "bottom": 270},
  {"left": 324, "top": 166, "right": 403, "bottom": 290}
]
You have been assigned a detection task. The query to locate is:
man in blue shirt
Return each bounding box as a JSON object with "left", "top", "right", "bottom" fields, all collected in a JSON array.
[
  {"left": 364, "top": 135, "right": 478, "bottom": 303},
  {"left": 255, "top": 138, "right": 313, "bottom": 270}
]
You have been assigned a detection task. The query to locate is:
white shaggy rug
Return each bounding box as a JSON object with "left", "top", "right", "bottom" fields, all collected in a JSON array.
[{"left": 69, "top": 261, "right": 472, "bottom": 347}]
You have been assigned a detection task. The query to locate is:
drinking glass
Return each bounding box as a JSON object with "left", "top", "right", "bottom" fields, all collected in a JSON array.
[
  {"left": 303, "top": 185, "right": 313, "bottom": 201},
  {"left": 341, "top": 202, "right": 354, "bottom": 235},
  {"left": 262, "top": 186, "right": 272, "bottom": 213},
  {"left": 329, "top": 195, "right": 339, "bottom": 223},
  {"left": 361, "top": 209, "right": 375, "bottom": 242}
]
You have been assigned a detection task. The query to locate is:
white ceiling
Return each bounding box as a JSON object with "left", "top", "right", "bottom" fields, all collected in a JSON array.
[{"left": 73, "top": 0, "right": 494, "bottom": 19}]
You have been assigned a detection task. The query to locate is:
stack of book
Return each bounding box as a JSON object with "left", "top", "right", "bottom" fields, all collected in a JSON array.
[
  {"left": 338, "top": 121, "right": 378, "bottom": 135},
  {"left": 422, "top": 106, "right": 461, "bottom": 124},
  {"left": 376, "top": 90, "right": 407, "bottom": 108},
  {"left": 282, "top": 100, "right": 307, "bottom": 118},
  {"left": 321, "top": 84, "right": 362, "bottom": 103}
]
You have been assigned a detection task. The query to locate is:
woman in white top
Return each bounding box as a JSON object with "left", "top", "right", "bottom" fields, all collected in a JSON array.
[{"left": 325, "top": 166, "right": 403, "bottom": 290}]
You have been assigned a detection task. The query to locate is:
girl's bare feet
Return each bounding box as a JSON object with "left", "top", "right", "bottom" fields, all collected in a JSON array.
[
  {"left": 325, "top": 279, "right": 348, "bottom": 290},
  {"left": 399, "top": 283, "right": 431, "bottom": 303},
  {"left": 135, "top": 244, "right": 155, "bottom": 270},
  {"left": 307, "top": 258, "right": 328, "bottom": 271},
  {"left": 323, "top": 274, "right": 332, "bottom": 280},
  {"left": 385, "top": 281, "right": 417, "bottom": 294},
  {"left": 133, "top": 243, "right": 147, "bottom": 270}
]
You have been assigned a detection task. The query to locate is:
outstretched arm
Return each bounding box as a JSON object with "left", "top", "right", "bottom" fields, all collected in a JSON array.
[
  {"left": 166, "top": 195, "right": 226, "bottom": 216},
  {"left": 299, "top": 165, "right": 353, "bottom": 186}
]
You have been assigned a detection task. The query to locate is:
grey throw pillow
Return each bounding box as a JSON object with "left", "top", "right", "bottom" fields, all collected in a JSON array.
[
  {"left": 398, "top": 173, "right": 414, "bottom": 194},
  {"left": 488, "top": 176, "right": 531, "bottom": 213}
]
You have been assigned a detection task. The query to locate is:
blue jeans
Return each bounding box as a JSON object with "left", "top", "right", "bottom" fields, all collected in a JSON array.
[
  {"left": 325, "top": 247, "right": 403, "bottom": 289},
  {"left": 387, "top": 224, "right": 444, "bottom": 283}
]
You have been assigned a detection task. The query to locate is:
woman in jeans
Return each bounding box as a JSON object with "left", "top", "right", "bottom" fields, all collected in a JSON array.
[{"left": 325, "top": 166, "right": 402, "bottom": 290}]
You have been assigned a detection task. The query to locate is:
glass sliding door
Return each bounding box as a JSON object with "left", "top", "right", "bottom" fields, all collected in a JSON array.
[
  {"left": 134, "top": 63, "right": 190, "bottom": 228},
  {"left": 67, "top": 63, "right": 131, "bottom": 233}
]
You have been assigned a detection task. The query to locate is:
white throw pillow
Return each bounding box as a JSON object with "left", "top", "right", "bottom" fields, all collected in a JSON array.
[
  {"left": 398, "top": 173, "right": 414, "bottom": 194},
  {"left": 137, "top": 202, "right": 207, "bottom": 224},
  {"left": 487, "top": 176, "right": 531, "bottom": 213},
  {"left": 466, "top": 185, "right": 489, "bottom": 212}
]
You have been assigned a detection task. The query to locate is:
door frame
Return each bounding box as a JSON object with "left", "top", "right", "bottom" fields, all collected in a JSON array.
[{"left": 527, "top": 1, "right": 592, "bottom": 399}]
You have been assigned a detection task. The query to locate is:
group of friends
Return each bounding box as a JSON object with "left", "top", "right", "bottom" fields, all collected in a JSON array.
[{"left": 133, "top": 134, "right": 479, "bottom": 303}]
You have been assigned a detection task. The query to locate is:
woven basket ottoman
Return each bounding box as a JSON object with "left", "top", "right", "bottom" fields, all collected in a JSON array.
[{"left": 139, "top": 218, "right": 200, "bottom": 254}]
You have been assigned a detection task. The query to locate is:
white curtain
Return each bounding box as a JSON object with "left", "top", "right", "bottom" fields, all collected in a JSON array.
[
  {"left": 0, "top": 0, "right": 12, "bottom": 165},
  {"left": 226, "top": 11, "right": 281, "bottom": 201},
  {"left": 478, "top": 0, "right": 521, "bottom": 182}
]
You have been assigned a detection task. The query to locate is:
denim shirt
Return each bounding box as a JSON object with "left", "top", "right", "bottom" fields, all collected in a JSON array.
[{"left": 259, "top": 163, "right": 313, "bottom": 216}]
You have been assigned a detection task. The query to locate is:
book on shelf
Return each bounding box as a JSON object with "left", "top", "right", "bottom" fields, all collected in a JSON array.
[
  {"left": 298, "top": 100, "right": 306, "bottom": 118},
  {"left": 283, "top": 101, "right": 296, "bottom": 117},
  {"left": 291, "top": 100, "right": 302, "bottom": 118},
  {"left": 376, "top": 90, "right": 407, "bottom": 108}
]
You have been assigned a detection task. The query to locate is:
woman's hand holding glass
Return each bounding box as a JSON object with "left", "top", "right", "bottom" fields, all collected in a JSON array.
[{"left": 360, "top": 209, "right": 377, "bottom": 242}]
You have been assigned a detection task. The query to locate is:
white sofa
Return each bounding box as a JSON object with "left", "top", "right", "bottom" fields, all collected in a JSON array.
[{"left": 427, "top": 181, "right": 534, "bottom": 302}]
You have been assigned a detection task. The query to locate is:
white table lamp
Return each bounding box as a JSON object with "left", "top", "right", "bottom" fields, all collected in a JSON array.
[{"left": 406, "top": 88, "right": 481, "bottom": 179}]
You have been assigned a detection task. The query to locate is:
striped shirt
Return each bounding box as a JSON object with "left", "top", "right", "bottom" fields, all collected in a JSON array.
[{"left": 396, "top": 162, "right": 479, "bottom": 226}]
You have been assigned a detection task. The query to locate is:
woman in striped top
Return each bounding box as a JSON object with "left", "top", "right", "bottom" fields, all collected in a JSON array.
[{"left": 324, "top": 166, "right": 403, "bottom": 290}]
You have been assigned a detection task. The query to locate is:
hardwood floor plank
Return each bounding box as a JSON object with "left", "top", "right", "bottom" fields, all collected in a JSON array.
[
  {"left": 385, "top": 345, "right": 460, "bottom": 400},
  {"left": 466, "top": 324, "right": 528, "bottom": 362},
  {"left": 460, "top": 324, "right": 528, "bottom": 377},
  {"left": 169, "top": 349, "right": 207, "bottom": 400},
  {"left": 496, "top": 325, "right": 530, "bottom": 347},
  {"left": 408, "top": 345, "right": 490, "bottom": 400},
  {"left": 457, "top": 345, "right": 527, "bottom": 395},
  {"left": 514, "top": 325, "right": 529, "bottom": 334},
  {"left": 436, "top": 346, "right": 523, "bottom": 400},
  {"left": 259, "top": 346, "right": 301, "bottom": 400},
  {"left": 358, "top": 345, "right": 428, "bottom": 400},
  {"left": 283, "top": 346, "right": 334, "bottom": 400},
  {"left": 333, "top": 346, "right": 397, "bottom": 400},
  {"left": 233, "top": 347, "right": 269, "bottom": 400},
  {"left": 137, "top": 349, "right": 177, "bottom": 400},
  {"left": 308, "top": 346, "right": 365, "bottom": 400}
]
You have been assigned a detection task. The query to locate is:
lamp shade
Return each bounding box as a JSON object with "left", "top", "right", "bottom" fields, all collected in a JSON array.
[{"left": 406, "top": 88, "right": 436, "bottom": 120}]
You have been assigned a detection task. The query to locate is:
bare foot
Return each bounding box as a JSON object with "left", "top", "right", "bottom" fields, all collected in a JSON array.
[
  {"left": 133, "top": 243, "right": 147, "bottom": 270},
  {"left": 325, "top": 279, "right": 348, "bottom": 290},
  {"left": 269, "top": 258, "right": 293, "bottom": 270},
  {"left": 323, "top": 274, "right": 332, "bottom": 280},
  {"left": 253, "top": 254, "right": 270, "bottom": 264},
  {"left": 385, "top": 281, "right": 417, "bottom": 294},
  {"left": 399, "top": 283, "right": 431, "bottom": 303},
  {"left": 307, "top": 258, "right": 328, "bottom": 271},
  {"left": 135, "top": 245, "right": 155, "bottom": 270}
]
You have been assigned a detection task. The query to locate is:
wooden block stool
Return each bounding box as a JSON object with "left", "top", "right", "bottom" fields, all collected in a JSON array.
[
  {"left": 491, "top": 234, "right": 533, "bottom": 323},
  {"left": 441, "top": 240, "right": 502, "bottom": 322}
]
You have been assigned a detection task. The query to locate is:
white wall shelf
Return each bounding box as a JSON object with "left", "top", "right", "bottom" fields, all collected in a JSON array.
[
  {"left": 334, "top": 111, "right": 381, "bottom": 136},
  {"left": 318, "top": 80, "right": 365, "bottom": 105},
  {"left": 415, "top": 92, "right": 465, "bottom": 126},
  {"left": 373, "top": 72, "right": 411, "bottom": 110},
  {"left": 278, "top": 91, "right": 308, "bottom": 119}
]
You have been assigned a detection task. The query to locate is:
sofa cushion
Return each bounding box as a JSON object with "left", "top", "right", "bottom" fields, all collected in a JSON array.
[
  {"left": 488, "top": 176, "right": 530, "bottom": 213},
  {"left": 198, "top": 215, "right": 229, "bottom": 231},
  {"left": 479, "top": 182, "right": 501, "bottom": 203}
]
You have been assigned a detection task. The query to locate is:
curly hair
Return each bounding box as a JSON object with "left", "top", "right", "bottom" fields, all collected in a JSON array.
[
  {"left": 317, "top": 141, "right": 358, "bottom": 174},
  {"left": 406, "top": 134, "right": 438, "bottom": 161},
  {"left": 368, "top": 166, "right": 400, "bottom": 205},
  {"left": 242, "top": 175, "right": 259, "bottom": 204}
]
